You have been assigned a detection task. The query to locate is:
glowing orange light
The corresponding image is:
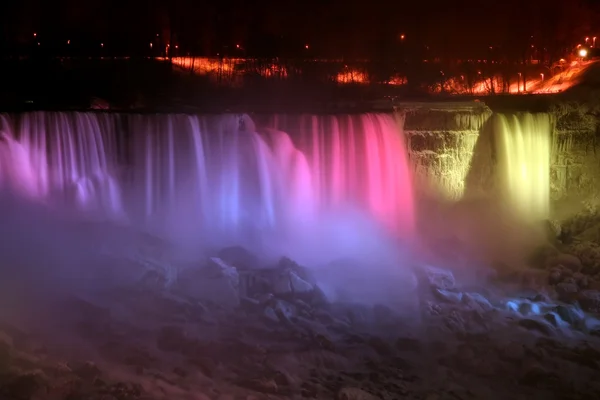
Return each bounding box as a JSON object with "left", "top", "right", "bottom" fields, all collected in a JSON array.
[
  {"left": 33, "top": 32, "right": 37, "bottom": 37},
  {"left": 579, "top": 48, "right": 588, "bottom": 57},
  {"left": 236, "top": 44, "right": 240, "bottom": 48},
  {"left": 150, "top": 43, "right": 153, "bottom": 48},
  {"left": 586, "top": 37, "right": 590, "bottom": 42},
  {"left": 400, "top": 34, "right": 405, "bottom": 40},
  {"left": 67, "top": 40, "right": 70, "bottom": 44},
  {"left": 305, "top": 44, "right": 309, "bottom": 49},
  {"left": 577, "top": 44, "right": 582, "bottom": 48},
  {"left": 101, "top": 43, "right": 104, "bottom": 47},
  {"left": 175, "top": 45, "right": 178, "bottom": 49},
  {"left": 37, "top": 42, "right": 40, "bottom": 46},
  {"left": 540, "top": 73, "right": 544, "bottom": 81}
]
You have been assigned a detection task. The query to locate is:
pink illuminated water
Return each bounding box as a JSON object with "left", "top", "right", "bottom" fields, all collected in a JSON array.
[{"left": 0, "top": 112, "right": 415, "bottom": 247}]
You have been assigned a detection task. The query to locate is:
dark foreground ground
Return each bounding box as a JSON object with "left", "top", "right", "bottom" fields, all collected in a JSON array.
[{"left": 2, "top": 210, "right": 600, "bottom": 400}]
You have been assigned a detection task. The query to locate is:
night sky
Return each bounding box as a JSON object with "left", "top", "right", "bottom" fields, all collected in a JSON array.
[{"left": 1, "top": 0, "right": 599, "bottom": 58}]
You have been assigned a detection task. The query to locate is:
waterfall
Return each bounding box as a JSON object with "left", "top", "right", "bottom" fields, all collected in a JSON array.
[
  {"left": 0, "top": 111, "right": 415, "bottom": 251},
  {"left": 487, "top": 113, "right": 552, "bottom": 221}
]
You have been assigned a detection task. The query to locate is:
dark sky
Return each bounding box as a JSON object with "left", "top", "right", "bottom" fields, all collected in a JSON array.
[{"left": 1, "top": 0, "right": 598, "bottom": 57}]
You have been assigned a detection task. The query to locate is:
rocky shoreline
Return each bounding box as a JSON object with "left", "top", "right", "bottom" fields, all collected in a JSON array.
[{"left": 2, "top": 210, "right": 600, "bottom": 399}]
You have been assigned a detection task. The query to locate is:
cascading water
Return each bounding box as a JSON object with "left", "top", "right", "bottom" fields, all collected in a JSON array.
[
  {"left": 0, "top": 112, "right": 123, "bottom": 214},
  {"left": 492, "top": 113, "right": 552, "bottom": 221},
  {"left": 258, "top": 113, "right": 415, "bottom": 237},
  {"left": 0, "top": 111, "right": 415, "bottom": 253}
]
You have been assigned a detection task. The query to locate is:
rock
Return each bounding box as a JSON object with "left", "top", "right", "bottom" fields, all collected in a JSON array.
[
  {"left": 273, "top": 269, "right": 314, "bottom": 296},
  {"left": 367, "top": 337, "right": 392, "bottom": 356},
  {"left": 157, "top": 326, "right": 191, "bottom": 353},
  {"left": 433, "top": 288, "right": 462, "bottom": 303},
  {"left": 546, "top": 253, "right": 582, "bottom": 271},
  {"left": 177, "top": 258, "right": 240, "bottom": 308},
  {"left": 548, "top": 268, "right": 563, "bottom": 285},
  {"left": 573, "top": 272, "right": 590, "bottom": 289},
  {"left": 70, "top": 361, "right": 101, "bottom": 380},
  {"left": 395, "top": 337, "right": 422, "bottom": 353},
  {"left": 555, "top": 282, "right": 579, "bottom": 302},
  {"left": 422, "top": 266, "right": 455, "bottom": 290},
  {"left": 337, "top": 387, "right": 381, "bottom": 400},
  {"left": 519, "top": 364, "right": 558, "bottom": 387},
  {"left": 517, "top": 318, "right": 555, "bottom": 336},
  {"left": 277, "top": 257, "right": 317, "bottom": 284},
  {"left": 264, "top": 299, "right": 296, "bottom": 324},
  {"left": 553, "top": 304, "right": 585, "bottom": 326},
  {"left": 579, "top": 290, "right": 600, "bottom": 313},
  {"left": 206, "top": 257, "right": 240, "bottom": 287},
  {"left": 516, "top": 301, "right": 541, "bottom": 316},
  {"left": 242, "top": 378, "right": 278, "bottom": 394},
  {"left": 461, "top": 292, "right": 494, "bottom": 312},
  {"left": 582, "top": 317, "right": 600, "bottom": 335},
  {"left": 217, "top": 246, "right": 260, "bottom": 270},
  {"left": 372, "top": 304, "right": 395, "bottom": 325},
  {"left": 2, "top": 371, "right": 48, "bottom": 400},
  {"left": 544, "top": 312, "right": 559, "bottom": 326}
]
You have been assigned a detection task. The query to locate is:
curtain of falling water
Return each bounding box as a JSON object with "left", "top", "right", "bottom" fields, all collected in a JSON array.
[
  {"left": 260, "top": 113, "right": 415, "bottom": 237},
  {"left": 493, "top": 113, "right": 552, "bottom": 221},
  {"left": 0, "top": 111, "right": 416, "bottom": 245},
  {"left": 0, "top": 112, "right": 123, "bottom": 214}
]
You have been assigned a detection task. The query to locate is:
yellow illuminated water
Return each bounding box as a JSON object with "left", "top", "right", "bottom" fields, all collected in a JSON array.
[{"left": 493, "top": 113, "right": 551, "bottom": 220}]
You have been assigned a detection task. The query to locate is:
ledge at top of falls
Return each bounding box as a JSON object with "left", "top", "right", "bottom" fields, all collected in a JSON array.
[{"left": 0, "top": 93, "right": 563, "bottom": 115}]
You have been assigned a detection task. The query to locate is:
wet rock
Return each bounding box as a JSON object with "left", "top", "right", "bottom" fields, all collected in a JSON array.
[
  {"left": 433, "top": 288, "right": 462, "bottom": 303},
  {"left": 583, "top": 317, "right": 600, "bottom": 335},
  {"left": 217, "top": 246, "right": 260, "bottom": 270},
  {"left": 367, "top": 337, "right": 392, "bottom": 356},
  {"left": 70, "top": 361, "right": 101, "bottom": 380},
  {"left": 273, "top": 269, "right": 314, "bottom": 296},
  {"left": 517, "top": 301, "right": 541, "bottom": 316},
  {"left": 544, "top": 312, "right": 560, "bottom": 326},
  {"left": 1, "top": 371, "right": 48, "bottom": 400},
  {"left": 548, "top": 268, "right": 564, "bottom": 285},
  {"left": 395, "top": 337, "right": 422, "bottom": 353},
  {"left": 517, "top": 318, "right": 555, "bottom": 336},
  {"left": 241, "top": 378, "right": 279, "bottom": 394},
  {"left": 579, "top": 290, "right": 600, "bottom": 313},
  {"left": 519, "top": 364, "right": 559, "bottom": 387},
  {"left": 372, "top": 304, "right": 395, "bottom": 325},
  {"left": 547, "top": 253, "right": 582, "bottom": 271},
  {"left": 573, "top": 272, "right": 590, "bottom": 289},
  {"left": 553, "top": 304, "right": 585, "bottom": 326},
  {"left": 264, "top": 299, "right": 296, "bottom": 324},
  {"left": 177, "top": 258, "right": 240, "bottom": 308},
  {"left": 422, "top": 266, "right": 455, "bottom": 290},
  {"left": 555, "top": 282, "right": 579, "bottom": 302},
  {"left": 337, "top": 387, "right": 381, "bottom": 400},
  {"left": 157, "top": 326, "right": 192, "bottom": 353},
  {"left": 190, "top": 356, "right": 218, "bottom": 378},
  {"left": 461, "top": 292, "right": 493, "bottom": 312}
]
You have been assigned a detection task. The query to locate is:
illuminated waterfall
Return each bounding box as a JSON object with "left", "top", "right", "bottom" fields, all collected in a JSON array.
[
  {"left": 492, "top": 113, "right": 552, "bottom": 220},
  {"left": 0, "top": 112, "right": 415, "bottom": 248}
]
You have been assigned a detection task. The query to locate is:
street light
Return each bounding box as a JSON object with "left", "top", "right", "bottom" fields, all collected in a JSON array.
[{"left": 579, "top": 48, "right": 588, "bottom": 57}]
